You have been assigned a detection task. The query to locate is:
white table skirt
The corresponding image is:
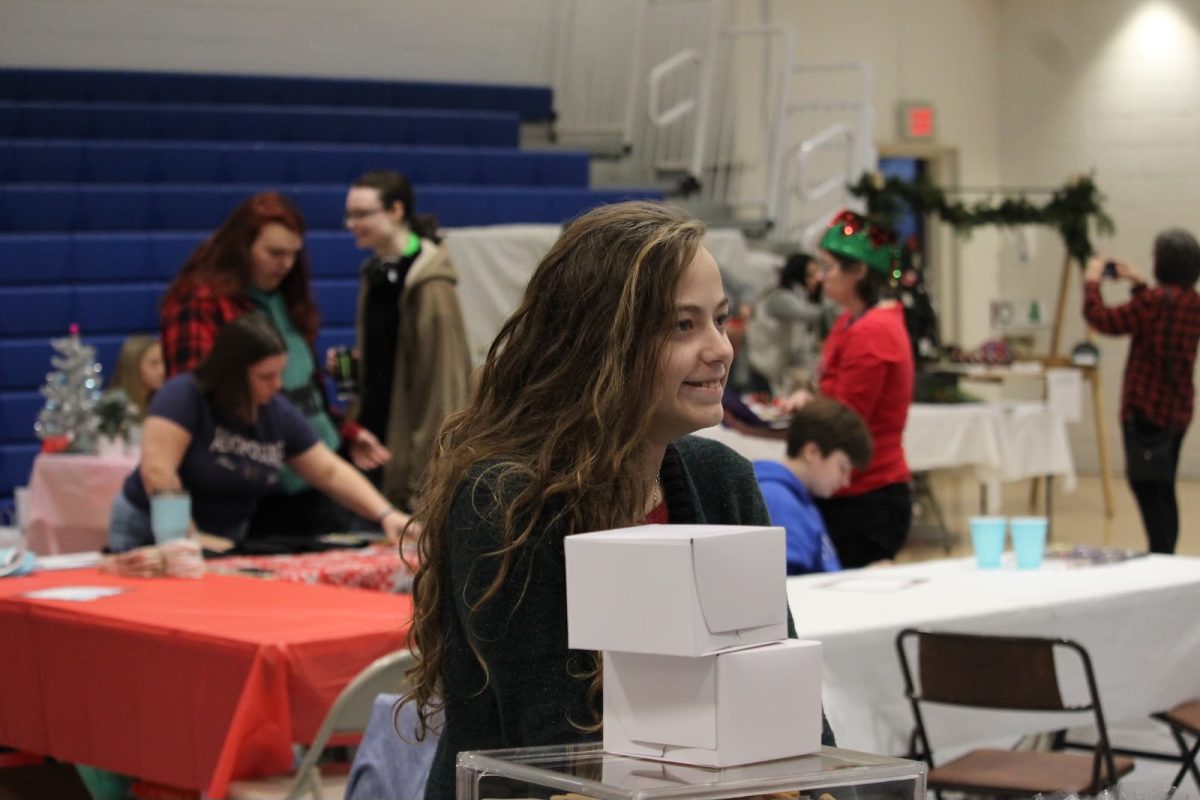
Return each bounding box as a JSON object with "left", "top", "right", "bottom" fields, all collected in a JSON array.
[
  {"left": 787, "top": 555, "right": 1200, "bottom": 756},
  {"left": 696, "top": 401, "right": 1076, "bottom": 513}
]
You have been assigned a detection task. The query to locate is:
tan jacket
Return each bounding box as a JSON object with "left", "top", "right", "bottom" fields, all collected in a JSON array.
[{"left": 354, "top": 239, "right": 472, "bottom": 508}]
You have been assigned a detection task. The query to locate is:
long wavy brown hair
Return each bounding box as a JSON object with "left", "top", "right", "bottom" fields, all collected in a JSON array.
[
  {"left": 162, "top": 191, "right": 320, "bottom": 340},
  {"left": 404, "top": 201, "right": 706, "bottom": 736}
]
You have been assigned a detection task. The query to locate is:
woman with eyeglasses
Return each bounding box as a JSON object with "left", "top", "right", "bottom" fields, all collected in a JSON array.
[
  {"left": 784, "top": 210, "right": 915, "bottom": 568},
  {"left": 340, "top": 170, "right": 472, "bottom": 513},
  {"left": 160, "top": 192, "right": 392, "bottom": 542}
]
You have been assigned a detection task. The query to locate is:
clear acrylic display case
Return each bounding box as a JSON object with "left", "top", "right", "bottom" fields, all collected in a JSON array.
[{"left": 457, "top": 742, "right": 926, "bottom": 800}]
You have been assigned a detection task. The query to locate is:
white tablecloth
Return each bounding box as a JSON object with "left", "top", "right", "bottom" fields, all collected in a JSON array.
[
  {"left": 697, "top": 401, "right": 1076, "bottom": 513},
  {"left": 787, "top": 555, "right": 1200, "bottom": 756}
]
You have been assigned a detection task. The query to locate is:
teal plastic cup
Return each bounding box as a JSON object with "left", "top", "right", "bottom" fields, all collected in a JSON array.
[
  {"left": 150, "top": 491, "right": 191, "bottom": 544},
  {"left": 969, "top": 516, "right": 1006, "bottom": 569},
  {"left": 1010, "top": 516, "right": 1048, "bottom": 569}
]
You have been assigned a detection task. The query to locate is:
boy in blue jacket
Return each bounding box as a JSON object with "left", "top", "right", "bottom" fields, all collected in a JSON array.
[{"left": 753, "top": 396, "right": 872, "bottom": 574}]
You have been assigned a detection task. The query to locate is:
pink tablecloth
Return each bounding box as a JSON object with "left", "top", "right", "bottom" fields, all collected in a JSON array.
[
  {"left": 211, "top": 545, "right": 412, "bottom": 592},
  {"left": 26, "top": 452, "right": 138, "bottom": 555}
]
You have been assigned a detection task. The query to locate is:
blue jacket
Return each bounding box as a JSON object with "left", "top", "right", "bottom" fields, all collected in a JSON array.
[{"left": 753, "top": 460, "right": 842, "bottom": 575}]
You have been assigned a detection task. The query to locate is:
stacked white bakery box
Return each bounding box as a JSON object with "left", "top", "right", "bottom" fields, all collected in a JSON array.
[{"left": 565, "top": 524, "right": 822, "bottom": 768}]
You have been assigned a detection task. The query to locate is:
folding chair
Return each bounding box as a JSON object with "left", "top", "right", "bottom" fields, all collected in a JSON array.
[
  {"left": 1153, "top": 699, "right": 1200, "bottom": 796},
  {"left": 895, "top": 629, "right": 1134, "bottom": 798},
  {"left": 227, "top": 648, "right": 416, "bottom": 800}
]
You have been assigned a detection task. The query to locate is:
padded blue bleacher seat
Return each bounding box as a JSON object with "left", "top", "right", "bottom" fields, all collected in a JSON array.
[
  {"left": 0, "top": 392, "right": 40, "bottom": 443},
  {"left": 0, "top": 335, "right": 124, "bottom": 392},
  {"left": 1, "top": 140, "right": 592, "bottom": 187},
  {"left": 0, "top": 184, "right": 662, "bottom": 231},
  {"left": 0, "top": 234, "right": 73, "bottom": 284},
  {"left": 0, "top": 443, "right": 38, "bottom": 496},
  {"left": 77, "top": 186, "right": 155, "bottom": 230},
  {"left": 306, "top": 233, "right": 362, "bottom": 278},
  {"left": 75, "top": 285, "right": 161, "bottom": 333},
  {"left": 0, "top": 186, "right": 80, "bottom": 230},
  {"left": 312, "top": 280, "right": 361, "bottom": 327},
  {"left": 0, "top": 102, "right": 520, "bottom": 148},
  {"left": 0, "top": 287, "right": 72, "bottom": 336},
  {"left": 0, "top": 284, "right": 159, "bottom": 336},
  {"left": 0, "top": 231, "right": 356, "bottom": 285},
  {"left": 0, "top": 68, "right": 555, "bottom": 122}
]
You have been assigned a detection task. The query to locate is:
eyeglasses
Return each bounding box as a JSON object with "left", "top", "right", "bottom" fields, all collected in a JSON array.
[
  {"left": 816, "top": 255, "right": 841, "bottom": 274},
  {"left": 343, "top": 208, "right": 385, "bottom": 223}
]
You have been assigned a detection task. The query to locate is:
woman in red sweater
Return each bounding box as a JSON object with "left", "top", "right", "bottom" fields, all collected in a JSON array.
[{"left": 806, "top": 210, "right": 914, "bottom": 567}]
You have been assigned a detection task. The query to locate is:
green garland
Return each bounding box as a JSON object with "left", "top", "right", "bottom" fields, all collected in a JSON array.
[{"left": 847, "top": 172, "right": 1114, "bottom": 263}]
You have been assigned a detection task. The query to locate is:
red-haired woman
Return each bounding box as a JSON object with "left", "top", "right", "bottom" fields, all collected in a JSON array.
[{"left": 160, "top": 192, "right": 390, "bottom": 539}]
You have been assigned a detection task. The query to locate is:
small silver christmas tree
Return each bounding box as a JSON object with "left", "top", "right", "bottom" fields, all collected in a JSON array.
[{"left": 34, "top": 324, "right": 104, "bottom": 453}]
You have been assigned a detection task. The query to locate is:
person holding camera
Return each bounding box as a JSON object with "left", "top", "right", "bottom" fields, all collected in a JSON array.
[{"left": 1083, "top": 228, "right": 1200, "bottom": 554}]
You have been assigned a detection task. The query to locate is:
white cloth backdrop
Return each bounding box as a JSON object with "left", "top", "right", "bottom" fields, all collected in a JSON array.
[{"left": 445, "top": 224, "right": 763, "bottom": 366}]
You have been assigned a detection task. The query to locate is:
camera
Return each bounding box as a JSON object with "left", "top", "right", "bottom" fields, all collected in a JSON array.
[{"left": 1102, "top": 260, "right": 1118, "bottom": 279}]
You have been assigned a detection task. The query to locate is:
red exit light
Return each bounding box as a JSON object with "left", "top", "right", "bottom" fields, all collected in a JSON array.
[{"left": 899, "top": 102, "right": 935, "bottom": 140}]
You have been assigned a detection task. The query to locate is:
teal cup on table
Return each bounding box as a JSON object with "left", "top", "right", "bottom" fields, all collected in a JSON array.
[
  {"left": 1010, "top": 516, "right": 1048, "bottom": 569},
  {"left": 969, "top": 516, "right": 1006, "bottom": 569},
  {"left": 150, "top": 491, "right": 191, "bottom": 544}
]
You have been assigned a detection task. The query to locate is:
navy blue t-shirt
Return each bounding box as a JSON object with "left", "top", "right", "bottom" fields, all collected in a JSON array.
[{"left": 121, "top": 374, "right": 319, "bottom": 538}]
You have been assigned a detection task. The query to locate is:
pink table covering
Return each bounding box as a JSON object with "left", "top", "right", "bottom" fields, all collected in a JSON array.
[
  {"left": 26, "top": 452, "right": 138, "bottom": 555},
  {"left": 210, "top": 545, "right": 413, "bottom": 592}
]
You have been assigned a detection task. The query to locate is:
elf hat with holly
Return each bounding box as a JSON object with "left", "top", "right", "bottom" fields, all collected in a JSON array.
[{"left": 818, "top": 209, "right": 900, "bottom": 274}]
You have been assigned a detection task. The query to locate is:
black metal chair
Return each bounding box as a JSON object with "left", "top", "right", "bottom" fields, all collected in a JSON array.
[
  {"left": 895, "top": 629, "right": 1134, "bottom": 798},
  {"left": 1153, "top": 699, "right": 1200, "bottom": 797}
]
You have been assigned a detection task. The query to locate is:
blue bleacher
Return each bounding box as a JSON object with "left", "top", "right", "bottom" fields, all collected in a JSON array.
[
  {"left": 0, "top": 141, "right": 590, "bottom": 187},
  {"left": 0, "top": 184, "right": 661, "bottom": 231},
  {"left": 0, "top": 102, "right": 520, "bottom": 147},
  {"left": 0, "top": 68, "right": 663, "bottom": 499},
  {"left": 0, "top": 68, "right": 555, "bottom": 122}
]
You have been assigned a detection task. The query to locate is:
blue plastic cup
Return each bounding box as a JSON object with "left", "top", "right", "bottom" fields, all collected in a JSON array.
[
  {"left": 150, "top": 491, "right": 191, "bottom": 544},
  {"left": 1010, "top": 516, "right": 1048, "bottom": 569},
  {"left": 969, "top": 516, "right": 1006, "bottom": 569}
]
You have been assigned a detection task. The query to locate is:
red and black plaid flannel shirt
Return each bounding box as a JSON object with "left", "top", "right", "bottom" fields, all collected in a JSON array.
[
  {"left": 159, "top": 285, "right": 363, "bottom": 443},
  {"left": 160, "top": 284, "right": 254, "bottom": 377},
  {"left": 1083, "top": 280, "right": 1200, "bottom": 430}
]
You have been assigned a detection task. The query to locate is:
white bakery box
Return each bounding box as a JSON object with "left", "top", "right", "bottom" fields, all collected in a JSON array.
[
  {"left": 603, "top": 639, "right": 823, "bottom": 766},
  {"left": 564, "top": 524, "right": 788, "bottom": 657}
]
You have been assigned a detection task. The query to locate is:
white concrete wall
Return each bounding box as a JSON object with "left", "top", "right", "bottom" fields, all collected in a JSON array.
[
  {"left": 997, "top": 0, "right": 1200, "bottom": 476},
  {"left": 0, "top": 0, "right": 558, "bottom": 85}
]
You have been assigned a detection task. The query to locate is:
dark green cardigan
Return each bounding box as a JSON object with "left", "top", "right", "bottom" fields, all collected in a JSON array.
[{"left": 423, "top": 435, "right": 832, "bottom": 799}]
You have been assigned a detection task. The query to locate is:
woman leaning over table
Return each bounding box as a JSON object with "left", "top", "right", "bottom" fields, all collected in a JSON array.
[
  {"left": 784, "top": 210, "right": 914, "bottom": 568},
  {"left": 1083, "top": 229, "right": 1200, "bottom": 554},
  {"left": 401, "top": 201, "right": 835, "bottom": 800},
  {"left": 160, "top": 191, "right": 390, "bottom": 539},
  {"left": 107, "top": 314, "right": 412, "bottom": 554}
]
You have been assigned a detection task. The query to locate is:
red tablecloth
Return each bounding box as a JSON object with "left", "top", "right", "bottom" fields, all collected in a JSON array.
[
  {"left": 211, "top": 545, "right": 412, "bottom": 592},
  {"left": 0, "top": 568, "right": 411, "bottom": 798}
]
